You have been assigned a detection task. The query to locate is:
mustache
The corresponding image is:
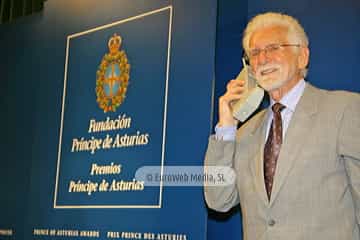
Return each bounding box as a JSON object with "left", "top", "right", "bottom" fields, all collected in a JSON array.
[{"left": 255, "top": 64, "right": 281, "bottom": 75}]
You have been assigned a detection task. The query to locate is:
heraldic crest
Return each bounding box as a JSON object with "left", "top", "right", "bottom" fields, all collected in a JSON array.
[{"left": 96, "top": 33, "right": 130, "bottom": 112}]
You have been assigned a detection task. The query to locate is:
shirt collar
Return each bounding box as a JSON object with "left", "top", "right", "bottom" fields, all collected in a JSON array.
[{"left": 270, "top": 79, "right": 306, "bottom": 112}]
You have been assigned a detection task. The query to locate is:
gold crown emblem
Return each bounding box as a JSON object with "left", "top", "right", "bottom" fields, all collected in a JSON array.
[
  {"left": 108, "top": 33, "right": 122, "bottom": 55},
  {"left": 96, "top": 33, "right": 130, "bottom": 113}
]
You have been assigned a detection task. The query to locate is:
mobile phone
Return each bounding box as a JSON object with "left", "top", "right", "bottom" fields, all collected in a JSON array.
[{"left": 231, "top": 59, "right": 264, "bottom": 122}]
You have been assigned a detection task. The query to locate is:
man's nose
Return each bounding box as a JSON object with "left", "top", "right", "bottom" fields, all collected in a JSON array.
[{"left": 257, "top": 50, "right": 268, "bottom": 65}]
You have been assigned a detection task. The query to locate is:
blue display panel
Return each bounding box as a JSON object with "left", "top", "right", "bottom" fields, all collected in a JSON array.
[
  {"left": 55, "top": 6, "right": 171, "bottom": 208},
  {"left": 0, "top": 1, "right": 217, "bottom": 240}
]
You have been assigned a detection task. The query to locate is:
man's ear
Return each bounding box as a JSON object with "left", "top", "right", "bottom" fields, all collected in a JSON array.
[{"left": 298, "top": 46, "right": 309, "bottom": 70}]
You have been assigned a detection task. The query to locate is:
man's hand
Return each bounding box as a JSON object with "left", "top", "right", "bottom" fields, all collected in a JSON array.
[{"left": 218, "top": 78, "right": 246, "bottom": 127}]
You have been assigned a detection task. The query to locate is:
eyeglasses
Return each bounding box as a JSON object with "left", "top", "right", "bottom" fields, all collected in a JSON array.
[{"left": 246, "top": 43, "right": 301, "bottom": 61}]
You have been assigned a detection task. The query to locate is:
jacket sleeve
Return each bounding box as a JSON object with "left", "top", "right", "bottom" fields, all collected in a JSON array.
[{"left": 203, "top": 135, "right": 239, "bottom": 212}]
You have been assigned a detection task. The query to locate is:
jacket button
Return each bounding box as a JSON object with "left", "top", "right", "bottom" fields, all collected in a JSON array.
[{"left": 268, "top": 219, "right": 276, "bottom": 226}]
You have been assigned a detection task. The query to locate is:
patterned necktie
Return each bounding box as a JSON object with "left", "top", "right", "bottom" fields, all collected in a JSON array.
[{"left": 264, "top": 102, "right": 285, "bottom": 200}]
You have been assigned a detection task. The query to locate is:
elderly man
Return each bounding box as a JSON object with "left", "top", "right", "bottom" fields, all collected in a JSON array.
[{"left": 204, "top": 12, "right": 360, "bottom": 239}]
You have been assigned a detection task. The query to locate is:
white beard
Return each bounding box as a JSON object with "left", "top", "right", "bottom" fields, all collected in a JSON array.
[{"left": 254, "top": 63, "right": 288, "bottom": 91}]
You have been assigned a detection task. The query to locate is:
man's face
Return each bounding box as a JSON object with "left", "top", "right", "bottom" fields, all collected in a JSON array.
[{"left": 248, "top": 25, "right": 305, "bottom": 92}]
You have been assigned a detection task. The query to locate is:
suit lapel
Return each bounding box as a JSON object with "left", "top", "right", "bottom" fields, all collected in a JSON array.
[{"left": 269, "top": 83, "right": 319, "bottom": 206}]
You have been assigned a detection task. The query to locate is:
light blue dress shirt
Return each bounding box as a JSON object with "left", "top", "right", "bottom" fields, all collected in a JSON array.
[{"left": 216, "top": 79, "right": 306, "bottom": 141}]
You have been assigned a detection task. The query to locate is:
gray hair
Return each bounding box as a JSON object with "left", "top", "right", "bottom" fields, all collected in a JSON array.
[{"left": 242, "top": 12, "right": 309, "bottom": 77}]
